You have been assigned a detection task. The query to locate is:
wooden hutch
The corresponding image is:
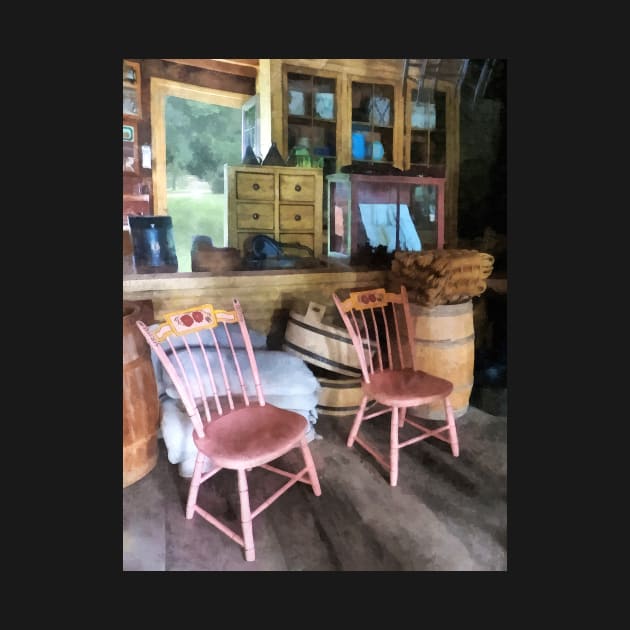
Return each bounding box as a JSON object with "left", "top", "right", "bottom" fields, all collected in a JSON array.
[{"left": 123, "top": 59, "right": 468, "bottom": 332}]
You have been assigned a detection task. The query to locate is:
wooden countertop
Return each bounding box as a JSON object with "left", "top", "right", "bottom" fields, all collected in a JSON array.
[
  {"left": 123, "top": 254, "right": 363, "bottom": 280},
  {"left": 122, "top": 260, "right": 389, "bottom": 334},
  {"left": 123, "top": 262, "right": 382, "bottom": 289}
]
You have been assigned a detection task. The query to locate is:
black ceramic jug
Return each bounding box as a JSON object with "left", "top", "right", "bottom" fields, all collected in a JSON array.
[
  {"left": 261, "top": 141, "right": 285, "bottom": 166},
  {"left": 128, "top": 215, "right": 178, "bottom": 274},
  {"left": 242, "top": 145, "right": 260, "bottom": 165}
]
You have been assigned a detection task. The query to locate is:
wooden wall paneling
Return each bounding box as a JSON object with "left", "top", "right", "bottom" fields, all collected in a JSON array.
[
  {"left": 161, "top": 59, "right": 259, "bottom": 78},
  {"left": 280, "top": 67, "right": 289, "bottom": 160},
  {"left": 280, "top": 59, "right": 404, "bottom": 82},
  {"left": 336, "top": 71, "right": 351, "bottom": 168},
  {"left": 269, "top": 60, "right": 284, "bottom": 157},
  {"left": 445, "top": 84, "right": 460, "bottom": 248},
  {"left": 123, "top": 269, "right": 388, "bottom": 335},
  {"left": 149, "top": 79, "right": 167, "bottom": 216},
  {"left": 143, "top": 59, "right": 256, "bottom": 95},
  {"left": 392, "top": 80, "right": 405, "bottom": 169},
  {"left": 257, "top": 60, "right": 273, "bottom": 157}
]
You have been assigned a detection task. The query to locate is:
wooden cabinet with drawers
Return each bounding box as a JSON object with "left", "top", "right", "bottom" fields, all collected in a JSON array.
[{"left": 225, "top": 164, "right": 323, "bottom": 257}]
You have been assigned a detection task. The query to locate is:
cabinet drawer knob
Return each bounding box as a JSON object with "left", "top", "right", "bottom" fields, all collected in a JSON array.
[
  {"left": 252, "top": 183, "right": 260, "bottom": 191},
  {"left": 252, "top": 212, "right": 260, "bottom": 220},
  {"left": 294, "top": 184, "right": 301, "bottom": 192},
  {"left": 294, "top": 214, "right": 302, "bottom": 222}
]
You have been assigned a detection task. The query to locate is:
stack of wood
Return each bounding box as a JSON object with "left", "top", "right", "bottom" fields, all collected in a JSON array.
[{"left": 390, "top": 249, "right": 494, "bottom": 307}]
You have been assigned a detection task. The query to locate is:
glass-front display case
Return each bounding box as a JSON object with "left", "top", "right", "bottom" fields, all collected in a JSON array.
[
  {"left": 408, "top": 89, "right": 446, "bottom": 172},
  {"left": 326, "top": 173, "right": 445, "bottom": 265},
  {"left": 286, "top": 71, "right": 338, "bottom": 180},
  {"left": 351, "top": 81, "right": 395, "bottom": 166}
]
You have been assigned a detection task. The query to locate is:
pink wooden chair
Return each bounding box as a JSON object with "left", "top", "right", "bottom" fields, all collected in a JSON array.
[
  {"left": 332, "top": 286, "right": 459, "bottom": 487},
  {"left": 136, "top": 299, "right": 321, "bottom": 562}
]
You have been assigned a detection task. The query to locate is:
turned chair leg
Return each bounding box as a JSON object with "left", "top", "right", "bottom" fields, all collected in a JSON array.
[
  {"left": 390, "top": 407, "right": 400, "bottom": 487},
  {"left": 237, "top": 469, "right": 255, "bottom": 562},
  {"left": 347, "top": 395, "right": 369, "bottom": 447},
  {"left": 300, "top": 439, "right": 322, "bottom": 496},
  {"left": 399, "top": 406, "right": 407, "bottom": 428},
  {"left": 186, "top": 452, "right": 205, "bottom": 519},
  {"left": 444, "top": 398, "right": 460, "bottom": 457}
]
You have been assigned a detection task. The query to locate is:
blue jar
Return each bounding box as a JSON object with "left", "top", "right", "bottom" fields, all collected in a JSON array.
[
  {"left": 351, "top": 132, "right": 366, "bottom": 160},
  {"left": 128, "top": 215, "right": 178, "bottom": 273}
]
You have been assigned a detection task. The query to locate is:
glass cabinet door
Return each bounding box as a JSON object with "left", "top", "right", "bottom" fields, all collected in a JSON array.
[
  {"left": 286, "top": 71, "right": 337, "bottom": 178},
  {"left": 327, "top": 174, "right": 444, "bottom": 263},
  {"left": 410, "top": 184, "right": 439, "bottom": 249},
  {"left": 351, "top": 81, "right": 395, "bottom": 165},
  {"left": 408, "top": 89, "right": 446, "bottom": 172},
  {"left": 327, "top": 174, "right": 352, "bottom": 258}
]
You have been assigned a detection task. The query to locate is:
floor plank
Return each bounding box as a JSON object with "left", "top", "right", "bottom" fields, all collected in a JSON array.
[{"left": 123, "top": 405, "right": 506, "bottom": 571}]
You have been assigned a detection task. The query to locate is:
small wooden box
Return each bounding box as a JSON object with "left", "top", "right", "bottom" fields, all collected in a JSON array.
[{"left": 191, "top": 244, "right": 242, "bottom": 273}]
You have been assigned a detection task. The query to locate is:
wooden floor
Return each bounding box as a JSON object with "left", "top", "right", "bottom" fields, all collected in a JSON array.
[{"left": 123, "top": 404, "right": 506, "bottom": 571}]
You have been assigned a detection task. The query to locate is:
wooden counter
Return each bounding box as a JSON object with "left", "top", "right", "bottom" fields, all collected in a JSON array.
[
  {"left": 123, "top": 257, "right": 506, "bottom": 351},
  {"left": 123, "top": 262, "right": 387, "bottom": 346}
]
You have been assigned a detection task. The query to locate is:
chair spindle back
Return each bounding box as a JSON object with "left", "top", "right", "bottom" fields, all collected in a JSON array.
[
  {"left": 136, "top": 299, "right": 265, "bottom": 438},
  {"left": 332, "top": 286, "right": 416, "bottom": 381}
]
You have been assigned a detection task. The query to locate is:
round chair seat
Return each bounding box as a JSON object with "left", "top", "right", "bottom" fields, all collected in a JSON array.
[
  {"left": 194, "top": 404, "right": 307, "bottom": 469},
  {"left": 363, "top": 368, "right": 453, "bottom": 408}
]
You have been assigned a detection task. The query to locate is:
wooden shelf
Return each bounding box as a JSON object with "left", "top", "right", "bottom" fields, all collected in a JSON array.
[
  {"left": 289, "top": 115, "right": 336, "bottom": 124},
  {"left": 123, "top": 194, "right": 150, "bottom": 202},
  {"left": 353, "top": 121, "right": 394, "bottom": 130},
  {"left": 351, "top": 159, "right": 393, "bottom": 165},
  {"left": 123, "top": 60, "right": 142, "bottom": 119}
]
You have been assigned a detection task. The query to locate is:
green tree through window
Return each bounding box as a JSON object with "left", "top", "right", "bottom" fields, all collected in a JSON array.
[
  {"left": 166, "top": 97, "right": 241, "bottom": 194},
  {"left": 165, "top": 96, "right": 242, "bottom": 271}
]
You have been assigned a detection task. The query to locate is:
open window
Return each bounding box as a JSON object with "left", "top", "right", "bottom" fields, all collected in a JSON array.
[{"left": 241, "top": 94, "right": 260, "bottom": 161}]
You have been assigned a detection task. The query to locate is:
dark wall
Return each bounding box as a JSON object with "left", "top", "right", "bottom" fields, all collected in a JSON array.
[
  {"left": 458, "top": 61, "right": 507, "bottom": 397},
  {"left": 457, "top": 60, "right": 506, "bottom": 241}
]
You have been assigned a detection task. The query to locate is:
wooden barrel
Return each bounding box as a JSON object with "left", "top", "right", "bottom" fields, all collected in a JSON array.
[
  {"left": 316, "top": 375, "right": 375, "bottom": 417},
  {"left": 123, "top": 301, "right": 160, "bottom": 488},
  {"left": 282, "top": 301, "right": 366, "bottom": 377},
  {"left": 408, "top": 301, "right": 475, "bottom": 420}
]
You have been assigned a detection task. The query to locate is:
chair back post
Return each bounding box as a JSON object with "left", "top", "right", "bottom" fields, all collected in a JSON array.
[
  {"left": 136, "top": 320, "right": 207, "bottom": 437},
  {"left": 136, "top": 300, "right": 323, "bottom": 562},
  {"left": 333, "top": 286, "right": 421, "bottom": 376},
  {"left": 332, "top": 285, "right": 461, "bottom": 487},
  {"left": 399, "top": 285, "right": 417, "bottom": 371},
  {"left": 233, "top": 298, "right": 265, "bottom": 406},
  {"left": 332, "top": 292, "right": 373, "bottom": 383},
  {"left": 135, "top": 302, "right": 268, "bottom": 439}
]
